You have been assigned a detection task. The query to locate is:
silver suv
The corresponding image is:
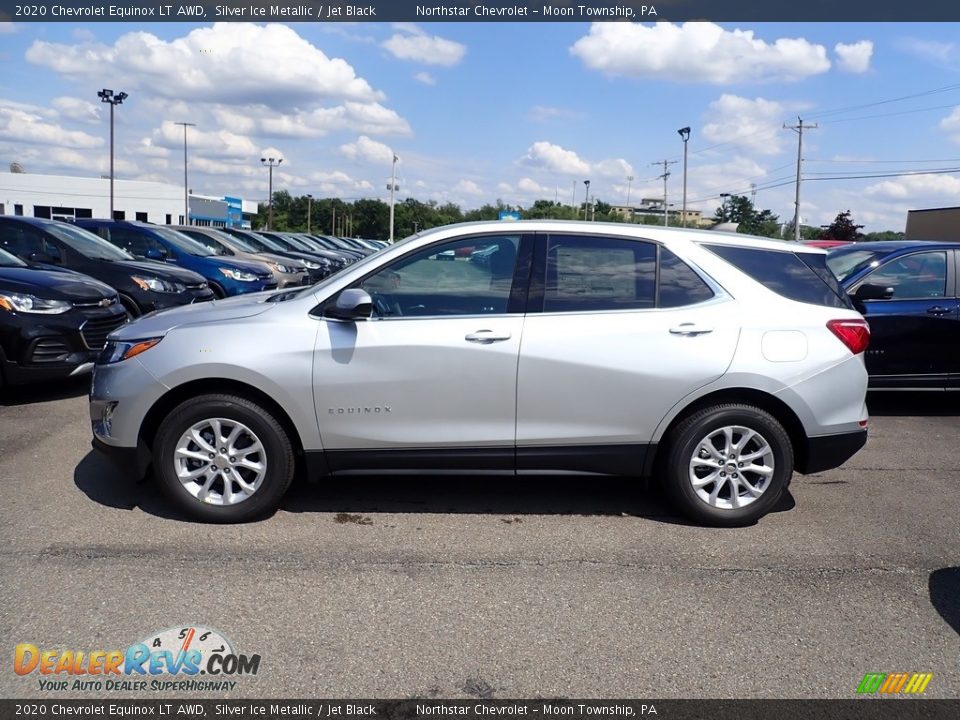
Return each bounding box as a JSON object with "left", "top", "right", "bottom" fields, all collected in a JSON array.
[{"left": 89, "top": 221, "right": 870, "bottom": 526}]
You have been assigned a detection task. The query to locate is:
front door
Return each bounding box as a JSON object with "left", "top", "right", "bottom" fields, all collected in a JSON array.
[{"left": 313, "top": 233, "right": 530, "bottom": 473}]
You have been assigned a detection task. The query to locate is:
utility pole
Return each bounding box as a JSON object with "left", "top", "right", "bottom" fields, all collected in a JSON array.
[
  {"left": 626, "top": 175, "right": 634, "bottom": 207},
  {"left": 571, "top": 180, "right": 577, "bottom": 209},
  {"left": 784, "top": 117, "right": 817, "bottom": 241},
  {"left": 174, "top": 122, "right": 195, "bottom": 226},
  {"left": 331, "top": 206, "right": 336, "bottom": 236},
  {"left": 306, "top": 194, "right": 313, "bottom": 234},
  {"left": 652, "top": 159, "right": 678, "bottom": 227},
  {"left": 388, "top": 153, "right": 398, "bottom": 242}
]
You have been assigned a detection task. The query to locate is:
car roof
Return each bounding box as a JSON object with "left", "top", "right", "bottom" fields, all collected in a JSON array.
[
  {"left": 830, "top": 240, "right": 959, "bottom": 252},
  {"left": 414, "top": 219, "right": 827, "bottom": 254}
]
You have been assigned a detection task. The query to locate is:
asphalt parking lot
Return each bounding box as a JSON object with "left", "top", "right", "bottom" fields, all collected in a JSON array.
[{"left": 1, "top": 381, "right": 958, "bottom": 700}]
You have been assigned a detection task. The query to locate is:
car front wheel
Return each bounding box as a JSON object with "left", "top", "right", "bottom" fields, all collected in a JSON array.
[
  {"left": 663, "top": 403, "right": 793, "bottom": 527},
  {"left": 154, "top": 394, "right": 295, "bottom": 522}
]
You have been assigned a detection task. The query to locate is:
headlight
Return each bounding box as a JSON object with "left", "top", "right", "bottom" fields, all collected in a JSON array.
[
  {"left": 268, "top": 262, "right": 298, "bottom": 274},
  {"left": 0, "top": 293, "right": 71, "bottom": 314},
  {"left": 131, "top": 275, "right": 185, "bottom": 293},
  {"left": 302, "top": 260, "right": 323, "bottom": 270},
  {"left": 98, "top": 337, "right": 163, "bottom": 365},
  {"left": 219, "top": 267, "right": 258, "bottom": 282}
]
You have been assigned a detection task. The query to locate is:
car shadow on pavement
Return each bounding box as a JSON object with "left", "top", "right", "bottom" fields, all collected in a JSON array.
[
  {"left": 73, "top": 451, "right": 191, "bottom": 521},
  {"left": 867, "top": 392, "right": 959, "bottom": 417},
  {"left": 929, "top": 567, "right": 960, "bottom": 636},
  {"left": 280, "top": 474, "right": 797, "bottom": 528},
  {"left": 74, "top": 450, "right": 797, "bottom": 527},
  {"left": 1, "top": 376, "right": 90, "bottom": 406}
]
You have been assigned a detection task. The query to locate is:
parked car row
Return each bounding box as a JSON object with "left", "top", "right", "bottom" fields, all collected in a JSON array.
[{"left": 0, "top": 216, "right": 386, "bottom": 387}]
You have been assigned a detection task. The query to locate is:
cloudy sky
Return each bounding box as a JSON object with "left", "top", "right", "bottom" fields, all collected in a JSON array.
[{"left": 2, "top": 20, "right": 960, "bottom": 230}]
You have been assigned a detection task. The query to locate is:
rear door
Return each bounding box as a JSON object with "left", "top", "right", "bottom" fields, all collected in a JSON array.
[
  {"left": 515, "top": 234, "right": 740, "bottom": 474},
  {"left": 850, "top": 249, "right": 956, "bottom": 389}
]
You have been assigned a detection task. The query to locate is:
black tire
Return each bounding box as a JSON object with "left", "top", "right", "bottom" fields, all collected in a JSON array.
[
  {"left": 209, "top": 282, "right": 227, "bottom": 299},
  {"left": 154, "top": 394, "right": 295, "bottom": 522},
  {"left": 662, "top": 403, "right": 793, "bottom": 527}
]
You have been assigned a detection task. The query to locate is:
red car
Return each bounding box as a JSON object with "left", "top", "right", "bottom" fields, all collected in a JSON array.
[{"left": 802, "top": 240, "right": 851, "bottom": 249}]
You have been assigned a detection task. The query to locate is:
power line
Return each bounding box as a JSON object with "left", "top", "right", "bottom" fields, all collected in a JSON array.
[
  {"left": 803, "top": 167, "right": 960, "bottom": 181},
  {"left": 805, "top": 81, "right": 960, "bottom": 120}
]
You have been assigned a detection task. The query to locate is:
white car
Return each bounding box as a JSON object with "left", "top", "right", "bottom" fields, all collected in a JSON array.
[{"left": 90, "top": 221, "right": 870, "bottom": 526}]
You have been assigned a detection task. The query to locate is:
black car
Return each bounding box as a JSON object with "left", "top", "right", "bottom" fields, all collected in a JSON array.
[
  {"left": 0, "top": 216, "right": 214, "bottom": 318},
  {"left": 827, "top": 241, "right": 960, "bottom": 390},
  {"left": 0, "top": 246, "right": 126, "bottom": 387},
  {"left": 256, "top": 231, "right": 353, "bottom": 269}
]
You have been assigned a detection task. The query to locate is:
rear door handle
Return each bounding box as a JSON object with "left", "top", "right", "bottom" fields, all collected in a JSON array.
[
  {"left": 465, "top": 330, "right": 512, "bottom": 344},
  {"left": 669, "top": 323, "right": 714, "bottom": 336},
  {"left": 926, "top": 306, "right": 952, "bottom": 316}
]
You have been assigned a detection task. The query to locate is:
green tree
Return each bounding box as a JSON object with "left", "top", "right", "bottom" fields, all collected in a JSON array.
[
  {"left": 821, "top": 210, "right": 864, "bottom": 242},
  {"left": 863, "top": 230, "right": 905, "bottom": 242},
  {"left": 712, "top": 195, "right": 780, "bottom": 237}
]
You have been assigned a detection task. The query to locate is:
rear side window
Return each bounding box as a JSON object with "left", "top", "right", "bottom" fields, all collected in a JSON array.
[
  {"left": 704, "top": 244, "right": 853, "bottom": 309},
  {"left": 658, "top": 247, "right": 715, "bottom": 308}
]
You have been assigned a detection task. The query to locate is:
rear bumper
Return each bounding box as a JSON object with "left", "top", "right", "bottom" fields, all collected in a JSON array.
[{"left": 797, "top": 429, "right": 867, "bottom": 474}]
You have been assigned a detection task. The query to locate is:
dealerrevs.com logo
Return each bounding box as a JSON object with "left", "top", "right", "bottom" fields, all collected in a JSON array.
[{"left": 14, "top": 626, "right": 260, "bottom": 692}]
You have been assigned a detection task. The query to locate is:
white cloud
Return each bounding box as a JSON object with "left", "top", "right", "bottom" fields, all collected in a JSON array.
[
  {"left": 340, "top": 135, "right": 395, "bottom": 164},
  {"left": 897, "top": 38, "right": 957, "bottom": 66},
  {"left": 517, "top": 177, "right": 549, "bottom": 194},
  {"left": 939, "top": 107, "right": 960, "bottom": 143},
  {"left": 570, "top": 22, "right": 831, "bottom": 84},
  {"left": 864, "top": 173, "right": 960, "bottom": 201},
  {"left": 153, "top": 121, "right": 257, "bottom": 159},
  {"left": 0, "top": 102, "right": 102, "bottom": 149},
  {"left": 519, "top": 141, "right": 590, "bottom": 175},
  {"left": 454, "top": 179, "right": 483, "bottom": 195},
  {"left": 0, "top": 22, "right": 16, "bottom": 34},
  {"left": 835, "top": 41, "right": 873, "bottom": 73},
  {"left": 594, "top": 158, "right": 635, "bottom": 180},
  {"left": 702, "top": 95, "right": 790, "bottom": 155},
  {"left": 214, "top": 102, "right": 410, "bottom": 139},
  {"left": 382, "top": 25, "right": 466, "bottom": 66},
  {"left": 26, "top": 23, "right": 384, "bottom": 110},
  {"left": 414, "top": 72, "right": 436, "bottom": 85},
  {"left": 52, "top": 96, "right": 102, "bottom": 124},
  {"left": 134, "top": 138, "right": 170, "bottom": 158}
]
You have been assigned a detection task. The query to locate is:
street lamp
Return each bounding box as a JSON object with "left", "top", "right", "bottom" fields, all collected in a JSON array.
[
  {"left": 98, "top": 89, "right": 128, "bottom": 220},
  {"left": 677, "top": 127, "right": 691, "bottom": 227},
  {"left": 583, "top": 180, "right": 591, "bottom": 221},
  {"left": 260, "top": 157, "right": 282, "bottom": 230},
  {"left": 626, "top": 175, "right": 634, "bottom": 207},
  {"left": 175, "top": 122, "right": 195, "bottom": 226},
  {"left": 388, "top": 153, "right": 399, "bottom": 242},
  {"left": 306, "top": 194, "right": 313, "bottom": 234}
]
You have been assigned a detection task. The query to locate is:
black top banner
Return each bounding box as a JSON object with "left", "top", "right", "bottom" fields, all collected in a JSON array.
[{"left": 3, "top": 0, "right": 960, "bottom": 23}]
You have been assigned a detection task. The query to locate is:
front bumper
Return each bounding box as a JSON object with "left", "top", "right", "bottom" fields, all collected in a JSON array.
[
  {"left": 92, "top": 436, "right": 152, "bottom": 480},
  {"left": 797, "top": 429, "right": 868, "bottom": 474}
]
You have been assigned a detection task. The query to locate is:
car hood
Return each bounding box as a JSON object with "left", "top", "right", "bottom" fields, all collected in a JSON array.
[
  {"left": 111, "top": 291, "right": 276, "bottom": 340},
  {"left": 111, "top": 259, "right": 208, "bottom": 284},
  {"left": 215, "top": 257, "right": 273, "bottom": 277},
  {"left": 260, "top": 252, "right": 306, "bottom": 269},
  {"left": 0, "top": 266, "right": 115, "bottom": 302}
]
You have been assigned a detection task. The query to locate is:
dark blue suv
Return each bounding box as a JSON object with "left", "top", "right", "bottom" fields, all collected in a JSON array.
[
  {"left": 827, "top": 241, "right": 959, "bottom": 390},
  {"left": 73, "top": 220, "right": 277, "bottom": 298}
]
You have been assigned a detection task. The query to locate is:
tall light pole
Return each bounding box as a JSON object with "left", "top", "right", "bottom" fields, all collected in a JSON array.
[
  {"left": 677, "top": 126, "right": 691, "bottom": 227},
  {"left": 175, "top": 122, "right": 195, "bottom": 226},
  {"left": 388, "top": 153, "right": 399, "bottom": 242},
  {"left": 719, "top": 193, "right": 732, "bottom": 222},
  {"left": 98, "top": 89, "right": 128, "bottom": 220},
  {"left": 260, "top": 157, "right": 282, "bottom": 230},
  {"left": 583, "top": 180, "right": 590, "bottom": 221},
  {"left": 306, "top": 193, "right": 313, "bottom": 234},
  {"left": 571, "top": 179, "right": 577, "bottom": 209},
  {"left": 626, "top": 175, "right": 634, "bottom": 207}
]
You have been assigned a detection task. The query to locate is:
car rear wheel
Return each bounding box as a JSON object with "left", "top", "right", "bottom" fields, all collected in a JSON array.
[
  {"left": 154, "top": 394, "right": 295, "bottom": 522},
  {"left": 663, "top": 403, "right": 793, "bottom": 527}
]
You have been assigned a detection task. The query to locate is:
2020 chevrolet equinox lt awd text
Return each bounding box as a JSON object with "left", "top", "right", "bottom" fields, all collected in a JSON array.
[{"left": 90, "top": 221, "right": 870, "bottom": 526}]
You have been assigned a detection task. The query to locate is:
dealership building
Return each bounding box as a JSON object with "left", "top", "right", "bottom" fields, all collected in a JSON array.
[
  {"left": 0, "top": 171, "right": 257, "bottom": 228},
  {"left": 905, "top": 206, "right": 960, "bottom": 241}
]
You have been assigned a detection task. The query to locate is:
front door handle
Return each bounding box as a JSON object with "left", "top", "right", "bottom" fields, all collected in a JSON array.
[
  {"left": 669, "top": 323, "right": 714, "bottom": 336},
  {"left": 465, "top": 330, "right": 512, "bottom": 344},
  {"left": 926, "top": 306, "right": 951, "bottom": 316}
]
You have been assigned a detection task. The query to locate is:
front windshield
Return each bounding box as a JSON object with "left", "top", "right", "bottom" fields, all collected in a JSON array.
[
  {"left": 243, "top": 232, "right": 285, "bottom": 252},
  {"left": 219, "top": 232, "right": 258, "bottom": 253},
  {"left": 42, "top": 222, "right": 135, "bottom": 261},
  {"left": 826, "top": 248, "right": 887, "bottom": 282},
  {"left": 181, "top": 230, "right": 230, "bottom": 256},
  {"left": 148, "top": 226, "right": 216, "bottom": 256},
  {"left": 0, "top": 247, "right": 27, "bottom": 267}
]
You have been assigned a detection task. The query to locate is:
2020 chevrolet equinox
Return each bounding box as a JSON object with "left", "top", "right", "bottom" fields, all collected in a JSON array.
[{"left": 90, "top": 221, "right": 870, "bottom": 525}]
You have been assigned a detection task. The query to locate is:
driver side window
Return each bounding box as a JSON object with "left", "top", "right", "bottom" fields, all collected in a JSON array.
[
  {"left": 359, "top": 235, "right": 521, "bottom": 317},
  {"left": 865, "top": 251, "right": 947, "bottom": 300}
]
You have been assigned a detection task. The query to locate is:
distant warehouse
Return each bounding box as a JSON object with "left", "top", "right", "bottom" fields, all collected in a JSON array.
[
  {"left": 905, "top": 206, "right": 960, "bottom": 242},
  {"left": 0, "top": 170, "right": 256, "bottom": 228}
]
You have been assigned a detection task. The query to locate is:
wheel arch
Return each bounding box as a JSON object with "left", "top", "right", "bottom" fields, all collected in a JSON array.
[
  {"left": 139, "top": 378, "right": 317, "bottom": 478},
  {"left": 647, "top": 387, "right": 809, "bottom": 477}
]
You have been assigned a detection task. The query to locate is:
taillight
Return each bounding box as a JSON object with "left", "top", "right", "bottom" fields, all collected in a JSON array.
[{"left": 827, "top": 319, "right": 870, "bottom": 355}]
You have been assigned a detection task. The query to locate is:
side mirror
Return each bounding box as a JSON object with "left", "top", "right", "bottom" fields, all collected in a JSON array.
[
  {"left": 145, "top": 247, "right": 167, "bottom": 260},
  {"left": 854, "top": 283, "right": 894, "bottom": 301},
  {"left": 324, "top": 288, "right": 373, "bottom": 322}
]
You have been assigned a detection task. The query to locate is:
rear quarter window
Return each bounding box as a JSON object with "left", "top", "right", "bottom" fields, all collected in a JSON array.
[{"left": 703, "top": 244, "right": 853, "bottom": 309}]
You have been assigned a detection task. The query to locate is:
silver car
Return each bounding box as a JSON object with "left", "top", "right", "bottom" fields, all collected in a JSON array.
[{"left": 89, "top": 221, "right": 870, "bottom": 526}]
